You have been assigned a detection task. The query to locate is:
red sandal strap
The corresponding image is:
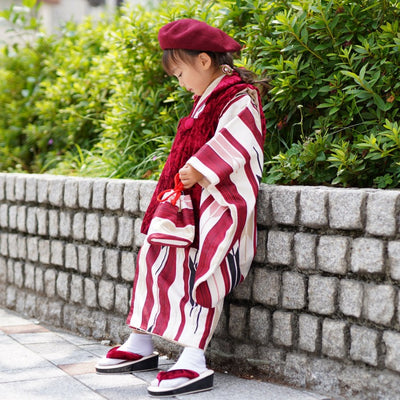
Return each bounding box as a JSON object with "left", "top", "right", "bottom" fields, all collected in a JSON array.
[
  {"left": 156, "top": 369, "right": 199, "bottom": 384},
  {"left": 106, "top": 346, "right": 143, "bottom": 361}
]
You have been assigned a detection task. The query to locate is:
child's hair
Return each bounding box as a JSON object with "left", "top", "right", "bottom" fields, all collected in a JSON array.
[{"left": 162, "top": 49, "right": 270, "bottom": 97}]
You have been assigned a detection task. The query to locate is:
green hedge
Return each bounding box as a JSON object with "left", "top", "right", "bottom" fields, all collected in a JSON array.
[{"left": 1, "top": 0, "right": 400, "bottom": 187}]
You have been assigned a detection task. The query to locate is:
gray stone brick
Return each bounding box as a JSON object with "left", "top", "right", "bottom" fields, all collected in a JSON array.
[
  {"left": 123, "top": 179, "right": 140, "bottom": 213},
  {"left": 229, "top": 304, "right": 247, "bottom": 340},
  {"left": 350, "top": 325, "right": 378, "bottom": 366},
  {"left": 8, "top": 205, "right": 17, "bottom": 230},
  {"left": 64, "top": 178, "right": 79, "bottom": 208},
  {"left": 90, "top": 247, "right": 104, "bottom": 276},
  {"left": 351, "top": 237, "right": 384, "bottom": 274},
  {"left": 139, "top": 181, "right": 157, "bottom": 212},
  {"left": 51, "top": 240, "right": 64, "bottom": 266},
  {"left": 0, "top": 204, "right": 8, "bottom": 228},
  {"left": 37, "top": 176, "right": 49, "bottom": 204},
  {"left": 85, "top": 213, "right": 100, "bottom": 242},
  {"left": 16, "top": 206, "right": 26, "bottom": 233},
  {"left": 84, "top": 277, "right": 97, "bottom": 308},
  {"left": 106, "top": 181, "right": 124, "bottom": 211},
  {"left": 105, "top": 249, "right": 119, "bottom": 279},
  {"left": 15, "top": 175, "right": 26, "bottom": 201},
  {"left": 0, "top": 233, "right": 8, "bottom": 257},
  {"left": 17, "top": 235, "right": 26, "bottom": 259},
  {"left": 271, "top": 186, "right": 299, "bottom": 225},
  {"left": 0, "top": 257, "right": 6, "bottom": 283},
  {"left": 8, "top": 233, "right": 18, "bottom": 259},
  {"left": 59, "top": 211, "right": 72, "bottom": 238},
  {"left": 308, "top": 275, "right": 338, "bottom": 315},
  {"left": 253, "top": 229, "right": 267, "bottom": 263},
  {"left": 7, "top": 259, "right": 13, "bottom": 283},
  {"left": 78, "top": 245, "right": 89, "bottom": 274},
  {"left": 317, "top": 235, "right": 349, "bottom": 274},
  {"left": 253, "top": 269, "right": 280, "bottom": 306},
  {"left": 92, "top": 179, "right": 106, "bottom": 209},
  {"left": 39, "top": 239, "right": 50, "bottom": 264},
  {"left": 56, "top": 271, "right": 70, "bottom": 301},
  {"left": 78, "top": 178, "right": 92, "bottom": 209},
  {"left": 298, "top": 314, "right": 320, "bottom": 353},
  {"left": 48, "top": 177, "right": 65, "bottom": 207},
  {"left": 72, "top": 212, "right": 85, "bottom": 241},
  {"left": 24, "top": 263, "right": 35, "bottom": 290},
  {"left": 101, "top": 215, "right": 117, "bottom": 244},
  {"left": 65, "top": 243, "right": 78, "bottom": 271},
  {"left": 115, "top": 283, "right": 129, "bottom": 315},
  {"left": 299, "top": 188, "right": 328, "bottom": 228},
  {"left": 44, "top": 269, "right": 56, "bottom": 297},
  {"left": 14, "top": 261, "right": 24, "bottom": 288},
  {"left": 282, "top": 272, "right": 306, "bottom": 310},
  {"left": 383, "top": 331, "right": 400, "bottom": 373},
  {"left": 0, "top": 174, "right": 5, "bottom": 201},
  {"left": 329, "top": 189, "right": 366, "bottom": 230},
  {"left": 26, "top": 237, "right": 39, "bottom": 262},
  {"left": 98, "top": 279, "right": 115, "bottom": 310},
  {"left": 6, "top": 285, "right": 16, "bottom": 308},
  {"left": 5, "top": 174, "right": 15, "bottom": 201},
  {"left": 118, "top": 216, "right": 134, "bottom": 247},
  {"left": 294, "top": 233, "right": 317, "bottom": 270},
  {"left": 256, "top": 184, "right": 272, "bottom": 227},
  {"left": 366, "top": 191, "right": 399, "bottom": 237},
  {"left": 272, "top": 311, "right": 294, "bottom": 347},
  {"left": 363, "top": 283, "right": 395, "bottom": 326},
  {"left": 121, "top": 251, "right": 135, "bottom": 282},
  {"left": 25, "top": 175, "right": 37, "bottom": 202},
  {"left": 267, "top": 230, "right": 294, "bottom": 265},
  {"left": 48, "top": 210, "right": 59, "bottom": 237},
  {"left": 232, "top": 271, "right": 252, "bottom": 301},
  {"left": 71, "top": 275, "right": 83, "bottom": 304},
  {"left": 134, "top": 218, "right": 145, "bottom": 248},
  {"left": 339, "top": 279, "right": 363, "bottom": 318},
  {"left": 36, "top": 208, "right": 48, "bottom": 236},
  {"left": 26, "top": 207, "right": 37, "bottom": 234},
  {"left": 35, "top": 267, "right": 44, "bottom": 294},
  {"left": 388, "top": 241, "right": 400, "bottom": 281},
  {"left": 249, "top": 306, "right": 270, "bottom": 344},
  {"left": 322, "top": 319, "right": 347, "bottom": 359}
]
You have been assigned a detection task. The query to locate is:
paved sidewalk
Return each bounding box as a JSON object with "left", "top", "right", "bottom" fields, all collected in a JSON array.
[{"left": 0, "top": 307, "right": 335, "bottom": 400}]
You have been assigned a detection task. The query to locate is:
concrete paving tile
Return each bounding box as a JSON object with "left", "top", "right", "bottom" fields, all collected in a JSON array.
[
  {"left": 97, "top": 385, "right": 150, "bottom": 400},
  {"left": 0, "top": 376, "right": 104, "bottom": 400},
  {"left": 0, "top": 342, "right": 53, "bottom": 372},
  {"left": 24, "top": 341, "right": 98, "bottom": 365},
  {"left": 76, "top": 371, "right": 145, "bottom": 390},
  {"left": 58, "top": 360, "right": 98, "bottom": 376},
  {"left": 0, "top": 366, "right": 65, "bottom": 383},
  {"left": 80, "top": 343, "right": 112, "bottom": 357},
  {"left": 0, "top": 324, "right": 49, "bottom": 335},
  {"left": 10, "top": 331, "right": 66, "bottom": 345},
  {"left": 54, "top": 330, "right": 99, "bottom": 346}
]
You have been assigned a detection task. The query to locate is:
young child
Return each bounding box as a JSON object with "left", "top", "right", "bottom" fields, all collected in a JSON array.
[{"left": 96, "top": 18, "right": 266, "bottom": 397}]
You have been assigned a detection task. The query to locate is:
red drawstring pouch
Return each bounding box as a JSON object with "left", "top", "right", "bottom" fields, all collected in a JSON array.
[{"left": 146, "top": 174, "right": 195, "bottom": 248}]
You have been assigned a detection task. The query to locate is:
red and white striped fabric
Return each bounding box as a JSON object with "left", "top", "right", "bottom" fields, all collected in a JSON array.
[{"left": 127, "top": 78, "right": 264, "bottom": 350}]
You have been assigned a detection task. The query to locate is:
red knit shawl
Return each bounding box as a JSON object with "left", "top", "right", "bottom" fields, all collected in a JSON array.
[{"left": 141, "top": 73, "right": 263, "bottom": 240}]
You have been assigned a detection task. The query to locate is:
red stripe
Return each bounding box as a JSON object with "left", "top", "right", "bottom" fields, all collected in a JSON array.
[
  {"left": 239, "top": 107, "right": 264, "bottom": 147},
  {"left": 155, "top": 248, "right": 177, "bottom": 335},
  {"left": 199, "top": 307, "right": 215, "bottom": 349}
]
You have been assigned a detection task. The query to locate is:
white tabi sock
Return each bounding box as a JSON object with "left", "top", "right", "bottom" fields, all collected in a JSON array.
[
  {"left": 156, "top": 347, "right": 207, "bottom": 388},
  {"left": 98, "top": 332, "right": 154, "bottom": 366}
]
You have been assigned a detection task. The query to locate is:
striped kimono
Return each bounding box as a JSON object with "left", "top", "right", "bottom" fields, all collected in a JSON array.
[{"left": 127, "top": 74, "right": 265, "bottom": 350}]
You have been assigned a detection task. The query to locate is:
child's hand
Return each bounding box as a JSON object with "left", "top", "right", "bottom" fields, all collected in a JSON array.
[{"left": 179, "top": 164, "right": 204, "bottom": 189}]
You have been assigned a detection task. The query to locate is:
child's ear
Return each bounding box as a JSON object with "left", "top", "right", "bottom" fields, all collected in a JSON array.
[{"left": 197, "top": 52, "right": 212, "bottom": 69}]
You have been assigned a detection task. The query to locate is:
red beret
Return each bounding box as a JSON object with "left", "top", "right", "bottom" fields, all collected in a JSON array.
[{"left": 158, "top": 18, "right": 241, "bottom": 53}]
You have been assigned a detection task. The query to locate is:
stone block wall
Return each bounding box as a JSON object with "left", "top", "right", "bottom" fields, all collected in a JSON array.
[{"left": 1, "top": 173, "right": 400, "bottom": 399}]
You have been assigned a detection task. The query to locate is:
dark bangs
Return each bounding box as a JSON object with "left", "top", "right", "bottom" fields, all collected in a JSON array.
[{"left": 162, "top": 49, "right": 201, "bottom": 75}]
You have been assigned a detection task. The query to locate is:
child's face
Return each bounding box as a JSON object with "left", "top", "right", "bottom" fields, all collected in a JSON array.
[{"left": 171, "top": 53, "right": 220, "bottom": 97}]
